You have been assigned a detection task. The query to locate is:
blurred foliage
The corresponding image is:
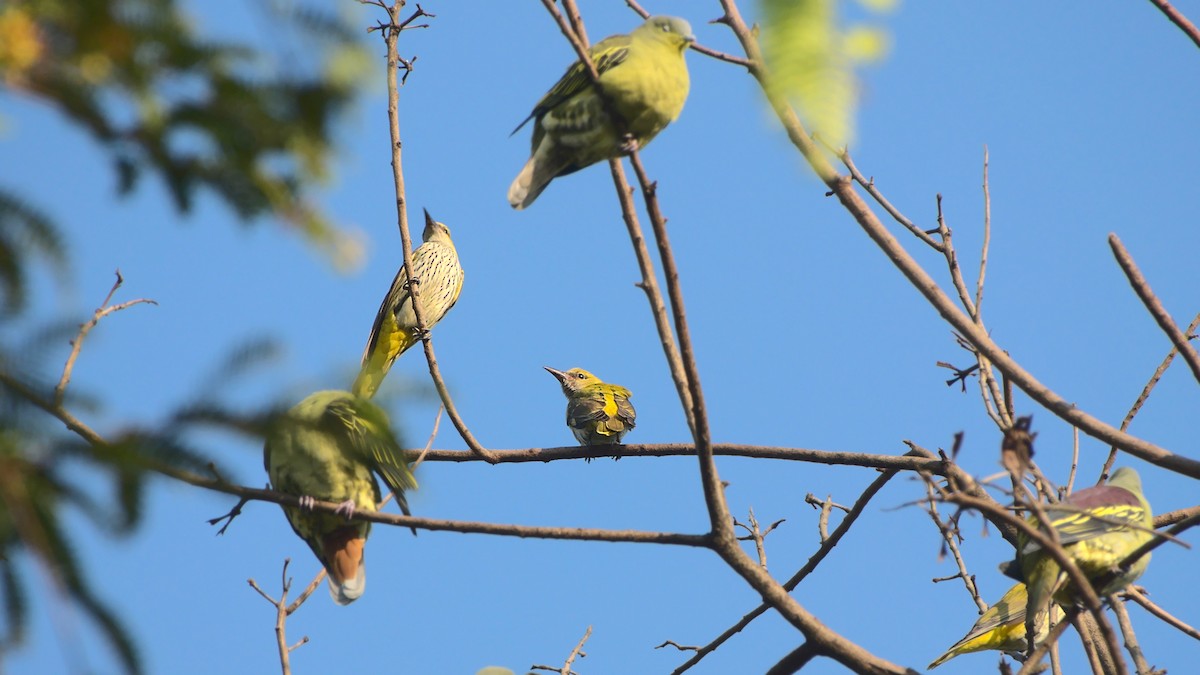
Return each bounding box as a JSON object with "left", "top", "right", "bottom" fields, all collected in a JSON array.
[
  {"left": 0, "top": 190, "right": 67, "bottom": 317},
  {"left": 761, "top": 0, "right": 894, "bottom": 148},
  {"left": 0, "top": 328, "right": 292, "bottom": 673},
  {"left": 0, "top": 0, "right": 377, "bottom": 671},
  {"left": 0, "top": 0, "right": 373, "bottom": 270}
]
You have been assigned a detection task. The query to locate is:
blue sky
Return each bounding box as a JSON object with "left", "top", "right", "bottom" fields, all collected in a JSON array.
[{"left": 4, "top": 1, "right": 1199, "bottom": 674}]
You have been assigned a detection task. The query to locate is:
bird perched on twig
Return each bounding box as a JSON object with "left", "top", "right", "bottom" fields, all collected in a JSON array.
[
  {"left": 1003, "top": 467, "right": 1155, "bottom": 627},
  {"left": 508, "top": 15, "right": 694, "bottom": 210},
  {"left": 263, "top": 390, "right": 417, "bottom": 605},
  {"left": 353, "top": 209, "right": 464, "bottom": 399},
  {"left": 545, "top": 367, "right": 636, "bottom": 450},
  {"left": 928, "top": 582, "right": 1048, "bottom": 669}
]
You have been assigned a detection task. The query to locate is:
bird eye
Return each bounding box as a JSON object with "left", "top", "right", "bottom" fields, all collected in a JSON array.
[{"left": 576, "top": 373, "right": 586, "bottom": 379}]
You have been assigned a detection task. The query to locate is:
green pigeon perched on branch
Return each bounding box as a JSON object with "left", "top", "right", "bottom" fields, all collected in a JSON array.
[
  {"left": 928, "top": 582, "right": 1048, "bottom": 669},
  {"left": 263, "top": 390, "right": 417, "bottom": 605},
  {"left": 353, "top": 209, "right": 464, "bottom": 399},
  {"left": 508, "top": 15, "right": 694, "bottom": 210},
  {"left": 1006, "top": 467, "right": 1154, "bottom": 624},
  {"left": 545, "top": 367, "right": 636, "bottom": 448}
]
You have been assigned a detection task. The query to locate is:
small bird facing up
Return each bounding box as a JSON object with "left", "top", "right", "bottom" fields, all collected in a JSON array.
[
  {"left": 508, "top": 15, "right": 694, "bottom": 210},
  {"left": 1005, "top": 467, "right": 1154, "bottom": 626},
  {"left": 353, "top": 209, "right": 464, "bottom": 399},
  {"left": 545, "top": 367, "right": 636, "bottom": 449},
  {"left": 928, "top": 582, "right": 1048, "bottom": 669},
  {"left": 263, "top": 390, "right": 417, "bottom": 605}
]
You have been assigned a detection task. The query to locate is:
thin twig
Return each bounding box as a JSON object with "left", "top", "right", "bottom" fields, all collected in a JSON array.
[
  {"left": 374, "top": 2, "right": 497, "bottom": 464},
  {"left": 1109, "top": 234, "right": 1200, "bottom": 387},
  {"left": 247, "top": 559, "right": 310, "bottom": 675},
  {"left": 1146, "top": 0, "right": 1200, "bottom": 48},
  {"left": 734, "top": 508, "right": 784, "bottom": 569},
  {"left": 975, "top": 146, "right": 991, "bottom": 316},
  {"left": 560, "top": 625, "right": 592, "bottom": 675},
  {"left": 1104, "top": 311, "right": 1200, "bottom": 474},
  {"left": 671, "top": 464, "right": 903, "bottom": 673},
  {"left": 1111, "top": 594, "right": 1156, "bottom": 675},
  {"left": 55, "top": 269, "right": 156, "bottom": 407},
  {"left": 608, "top": 160, "right": 697, "bottom": 436},
  {"left": 538, "top": 0, "right": 697, "bottom": 437},
  {"left": 411, "top": 405, "right": 443, "bottom": 471},
  {"left": 627, "top": 151, "right": 728, "bottom": 534},
  {"left": 1123, "top": 586, "right": 1200, "bottom": 641},
  {"left": 923, "top": 478, "right": 986, "bottom": 613},
  {"left": 715, "top": 0, "right": 1200, "bottom": 479},
  {"left": 837, "top": 149, "right": 942, "bottom": 250}
]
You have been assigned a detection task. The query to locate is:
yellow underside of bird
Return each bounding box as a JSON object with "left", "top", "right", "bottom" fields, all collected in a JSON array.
[{"left": 928, "top": 583, "right": 1043, "bottom": 669}]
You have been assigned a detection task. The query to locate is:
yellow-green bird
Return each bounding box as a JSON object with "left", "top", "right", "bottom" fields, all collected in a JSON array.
[
  {"left": 508, "top": 15, "right": 694, "bottom": 210},
  {"left": 263, "top": 390, "right": 417, "bottom": 605},
  {"left": 545, "top": 367, "right": 636, "bottom": 446},
  {"left": 928, "top": 582, "right": 1049, "bottom": 669},
  {"left": 352, "top": 210, "right": 464, "bottom": 399},
  {"left": 1006, "top": 467, "right": 1154, "bottom": 623}
]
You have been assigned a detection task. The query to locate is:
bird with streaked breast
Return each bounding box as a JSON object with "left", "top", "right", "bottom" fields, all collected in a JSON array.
[
  {"left": 353, "top": 209, "right": 464, "bottom": 399},
  {"left": 508, "top": 15, "right": 694, "bottom": 210},
  {"left": 545, "top": 367, "right": 636, "bottom": 449},
  {"left": 263, "top": 390, "right": 417, "bottom": 605}
]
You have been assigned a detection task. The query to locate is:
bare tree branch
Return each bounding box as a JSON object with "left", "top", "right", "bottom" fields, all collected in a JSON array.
[
  {"left": 712, "top": 0, "right": 1200, "bottom": 480},
  {"left": 1146, "top": 0, "right": 1200, "bottom": 49},
  {"left": 372, "top": 2, "right": 497, "bottom": 464},
  {"left": 1108, "top": 234, "right": 1200, "bottom": 387}
]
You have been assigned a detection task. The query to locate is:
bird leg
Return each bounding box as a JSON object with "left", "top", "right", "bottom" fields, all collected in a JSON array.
[
  {"left": 298, "top": 495, "right": 316, "bottom": 511},
  {"left": 619, "top": 133, "right": 641, "bottom": 154},
  {"left": 334, "top": 499, "right": 358, "bottom": 520},
  {"left": 409, "top": 326, "right": 431, "bottom": 341}
]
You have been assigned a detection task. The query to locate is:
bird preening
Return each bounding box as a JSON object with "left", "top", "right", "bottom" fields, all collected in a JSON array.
[
  {"left": 508, "top": 15, "right": 694, "bottom": 210},
  {"left": 545, "top": 367, "right": 637, "bottom": 450},
  {"left": 263, "top": 390, "right": 418, "bottom": 605}
]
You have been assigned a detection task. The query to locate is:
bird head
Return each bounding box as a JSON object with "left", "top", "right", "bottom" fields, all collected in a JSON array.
[
  {"left": 1106, "top": 467, "right": 1142, "bottom": 494},
  {"left": 639, "top": 16, "right": 695, "bottom": 51},
  {"left": 544, "top": 366, "right": 601, "bottom": 395},
  {"left": 422, "top": 208, "right": 453, "bottom": 243}
]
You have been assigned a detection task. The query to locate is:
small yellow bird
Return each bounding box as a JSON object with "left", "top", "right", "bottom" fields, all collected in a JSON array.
[
  {"left": 263, "top": 390, "right": 417, "bottom": 605},
  {"left": 928, "top": 582, "right": 1048, "bottom": 669},
  {"left": 545, "top": 367, "right": 636, "bottom": 447},
  {"left": 353, "top": 210, "right": 464, "bottom": 399},
  {"left": 508, "top": 15, "right": 694, "bottom": 210}
]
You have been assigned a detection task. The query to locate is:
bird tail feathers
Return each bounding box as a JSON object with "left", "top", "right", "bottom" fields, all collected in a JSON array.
[
  {"left": 323, "top": 528, "right": 367, "bottom": 605},
  {"left": 508, "top": 157, "right": 557, "bottom": 210}
]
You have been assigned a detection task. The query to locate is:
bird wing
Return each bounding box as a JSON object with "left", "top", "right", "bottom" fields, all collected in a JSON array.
[
  {"left": 511, "top": 34, "right": 632, "bottom": 135},
  {"left": 1025, "top": 485, "right": 1146, "bottom": 553},
  {"left": 361, "top": 264, "right": 411, "bottom": 366},
  {"left": 322, "top": 397, "right": 417, "bottom": 517},
  {"left": 612, "top": 386, "right": 636, "bottom": 429}
]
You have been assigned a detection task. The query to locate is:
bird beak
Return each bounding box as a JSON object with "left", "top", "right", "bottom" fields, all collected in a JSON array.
[
  {"left": 423, "top": 208, "right": 436, "bottom": 228},
  {"left": 544, "top": 366, "right": 567, "bottom": 383}
]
